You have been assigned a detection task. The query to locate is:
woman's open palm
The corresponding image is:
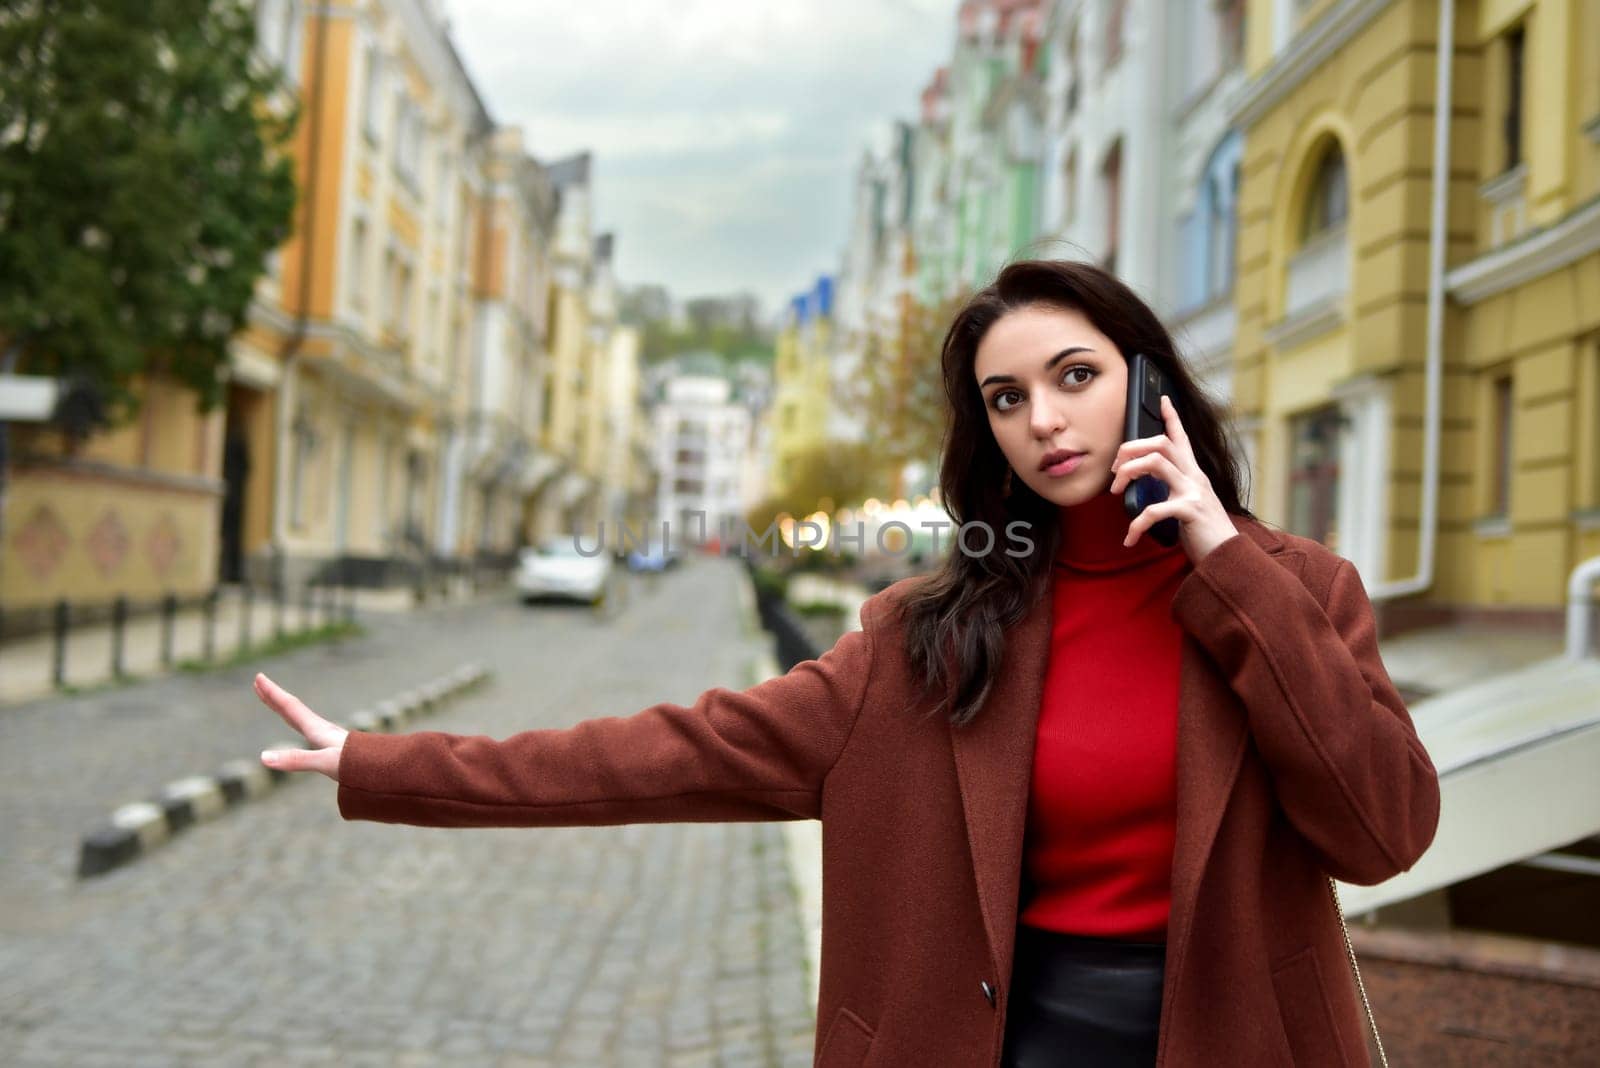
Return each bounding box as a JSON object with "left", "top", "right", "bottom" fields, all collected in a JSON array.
[{"left": 255, "top": 673, "right": 347, "bottom": 782}]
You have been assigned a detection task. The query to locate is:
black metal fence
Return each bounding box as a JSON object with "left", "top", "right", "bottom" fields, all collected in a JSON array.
[
  {"left": 0, "top": 581, "right": 357, "bottom": 692},
  {"left": 745, "top": 562, "right": 822, "bottom": 672},
  {"left": 1, "top": 544, "right": 527, "bottom": 695}
]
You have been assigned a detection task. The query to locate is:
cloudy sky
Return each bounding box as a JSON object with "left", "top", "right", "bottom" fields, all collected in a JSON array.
[{"left": 445, "top": 0, "right": 954, "bottom": 318}]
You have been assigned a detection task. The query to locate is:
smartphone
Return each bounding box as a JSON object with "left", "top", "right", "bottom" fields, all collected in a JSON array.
[{"left": 1122, "top": 353, "right": 1181, "bottom": 548}]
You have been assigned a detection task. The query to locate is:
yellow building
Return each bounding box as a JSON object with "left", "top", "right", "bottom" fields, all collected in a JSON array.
[
  {"left": 769, "top": 280, "right": 837, "bottom": 500},
  {"left": 230, "top": 0, "right": 620, "bottom": 585},
  {"left": 1443, "top": 0, "right": 1600, "bottom": 610},
  {"left": 223, "top": 0, "right": 494, "bottom": 590},
  {"left": 579, "top": 234, "right": 619, "bottom": 513},
  {"left": 536, "top": 153, "right": 600, "bottom": 535},
  {"left": 442, "top": 125, "right": 559, "bottom": 562},
  {"left": 1231, "top": 0, "right": 1599, "bottom": 632},
  {"left": 597, "top": 323, "right": 656, "bottom": 534}
]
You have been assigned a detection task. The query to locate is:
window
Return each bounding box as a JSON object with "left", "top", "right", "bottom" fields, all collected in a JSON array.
[
  {"left": 381, "top": 248, "right": 396, "bottom": 327},
  {"left": 1064, "top": 21, "right": 1081, "bottom": 114},
  {"left": 289, "top": 408, "right": 317, "bottom": 529},
  {"left": 434, "top": 149, "right": 451, "bottom": 225},
  {"left": 1503, "top": 25, "right": 1525, "bottom": 172},
  {"left": 393, "top": 93, "right": 423, "bottom": 189},
  {"left": 1206, "top": 160, "right": 1241, "bottom": 301},
  {"left": 361, "top": 44, "right": 383, "bottom": 141},
  {"left": 1218, "top": 0, "right": 1246, "bottom": 67},
  {"left": 1287, "top": 405, "right": 1344, "bottom": 550},
  {"left": 1106, "top": 0, "right": 1129, "bottom": 69},
  {"left": 1101, "top": 139, "right": 1123, "bottom": 274},
  {"left": 1593, "top": 345, "right": 1600, "bottom": 508},
  {"left": 1491, "top": 374, "right": 1513, "bottom": 517},
  {"left": 1301, "top": 144, "right": 1348, "bottom": 242},
  {"left": 347, "top": 218, "right": 367, "bottom": 308},
  {"left": 396, "top": 263, "right": 413, "bottom": 339},
  {"left": 478, "top": 484, "right": 494, "bottom": 549},
  {"left": 1062, "top": 147, "right": 1078, "bottom": 228},
  {"left": 376, "top": 435, "right": 392, "bottom": 541},
  {"left": 255, "top": 0, "right": 303, "bottom": 81},
  {"left": 426, "top": 289, "right": 440, "bottom": 362}
]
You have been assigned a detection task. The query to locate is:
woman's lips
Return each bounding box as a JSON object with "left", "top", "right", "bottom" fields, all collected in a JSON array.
[{"left": 1041, "top": 453, "right": 1085, "bottom": 477}]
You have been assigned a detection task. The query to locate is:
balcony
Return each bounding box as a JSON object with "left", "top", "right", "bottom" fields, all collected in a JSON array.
[
  {"left": 1266, "top": 225, "right": 1348, "bottom": 351},
  {"left": 1284, "top": 224, "right": 1347, "bottom": 317}
]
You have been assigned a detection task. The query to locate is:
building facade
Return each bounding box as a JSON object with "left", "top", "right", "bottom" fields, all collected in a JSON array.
[
  {"left": 1, "top": 0, "right": 653, "bottom": 617},
  {"left": 653, "top": 369, "right": 752, "bottom": 547},
  {"left": 1231, "top": 0, "right": 1596, "bottom": 622}
]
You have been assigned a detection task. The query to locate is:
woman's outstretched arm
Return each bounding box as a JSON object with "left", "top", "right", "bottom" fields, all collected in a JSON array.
[
  {"left": 1169, "top": 534, "right": 1441, "bottom": 886},
  {"left": 256, "top": 596, "right": 879, "bottom": 828}
]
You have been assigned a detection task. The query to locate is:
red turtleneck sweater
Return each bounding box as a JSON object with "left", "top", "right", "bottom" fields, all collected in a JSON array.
[{"left": 1017, "top": 485, "right": 1192, "bottom": 942}]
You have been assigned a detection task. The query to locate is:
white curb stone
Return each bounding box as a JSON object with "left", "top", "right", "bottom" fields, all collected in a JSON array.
[
  {"left": 160, "top": 776, "right": 227, "bottom": 822},
  {"left": 111, "top": 802, "right": 170, "bottom": 850}
]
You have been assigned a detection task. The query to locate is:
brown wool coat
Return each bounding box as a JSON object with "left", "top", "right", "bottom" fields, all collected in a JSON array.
[{"left": 337, "top": 515, "right": 1441, "bottom": 1067}]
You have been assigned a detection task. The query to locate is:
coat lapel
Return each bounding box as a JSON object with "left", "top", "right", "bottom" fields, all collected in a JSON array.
[
  {"left": 948, "top": 579, "right": 1054, "bottom": 983},
  {"left": 948, "top": 517, "right": 1289, "bottom": 986}
]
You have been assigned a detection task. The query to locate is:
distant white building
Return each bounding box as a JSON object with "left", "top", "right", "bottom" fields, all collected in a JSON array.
[
  {"left": 652, "top": 372, "right": 751, "bottom": 548},
  {"left": 730, "top": 359, "right": 776, "bottom": 520}
]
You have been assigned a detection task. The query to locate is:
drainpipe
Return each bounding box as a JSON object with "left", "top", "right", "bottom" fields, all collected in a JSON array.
[
  {"left": 271, "top": 4, "right": 331, "bottom": 582},
  {"left": 1369, "top": 0, "right": 1453, "bottom": 602},
  {"left": 1566, "top": 556, "right": 1600, "bottom": 660}
]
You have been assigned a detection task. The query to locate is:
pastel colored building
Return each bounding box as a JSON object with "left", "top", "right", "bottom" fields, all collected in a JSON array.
[{"left": 1232, "top": 0, "right": 1600, "bottom": 624}]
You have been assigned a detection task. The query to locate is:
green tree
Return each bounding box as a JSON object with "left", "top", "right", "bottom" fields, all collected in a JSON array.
[
  {"left": 750, "top": 440, "right": 877, "bottom": 527},
  {"left": 837, "top": 293, "right": 963, "bottom": 497},
  {"left": 0, "top": 0, "right": 298, "bottom": 413}
]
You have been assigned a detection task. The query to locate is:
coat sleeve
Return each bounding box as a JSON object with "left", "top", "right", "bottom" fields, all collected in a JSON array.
[
  {"left": 1170, "top": 532, "right": 1441, "bottom": 885},
  {"left": 336, "top": 595, "right": 880, "bottom": 828}
]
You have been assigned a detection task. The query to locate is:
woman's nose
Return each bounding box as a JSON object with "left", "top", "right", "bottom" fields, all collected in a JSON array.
[{"left": 1031, "top": 396, "right": 1065, "bottom": 437}]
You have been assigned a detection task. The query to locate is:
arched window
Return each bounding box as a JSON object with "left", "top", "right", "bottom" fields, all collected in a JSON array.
[
  {"left": 1178, "top": 132, "right": 1242, "bottom": 311},
  {"left": 1283, "top": 138, "right": 1351, "bottom": 319},
  {"left": 1203, "top": 135, "right": 1242, "bottom": 302},
  {"left": 1301, "top": 144, "right": 1348, "bottom": 242}
]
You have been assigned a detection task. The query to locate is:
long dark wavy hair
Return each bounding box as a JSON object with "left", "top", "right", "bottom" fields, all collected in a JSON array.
[{"left": 896, "top": 260, "right": 1258, "bottom": 728}]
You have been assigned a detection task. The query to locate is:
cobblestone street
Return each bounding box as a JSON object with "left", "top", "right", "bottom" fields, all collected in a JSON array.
[{"left": 0, "top": 558, "right": 818, "bottom": 1067}]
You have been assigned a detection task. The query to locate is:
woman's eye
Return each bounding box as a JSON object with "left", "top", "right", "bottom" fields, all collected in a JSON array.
[
  {"left": 992, "top": 390, "right": 1021, "bottom": 412},
  {"left": 1063, "top": 366, "right": 1095, "bottom": 387}
]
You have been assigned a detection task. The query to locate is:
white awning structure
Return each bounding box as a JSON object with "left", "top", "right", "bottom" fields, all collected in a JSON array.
[{"left": 1337, "top": 654, "right": 1600, "bottom": 917}]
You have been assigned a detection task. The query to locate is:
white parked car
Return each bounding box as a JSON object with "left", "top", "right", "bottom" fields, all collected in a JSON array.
[{"left": 516, "top": 538, "right": 612, "bottom": 605}]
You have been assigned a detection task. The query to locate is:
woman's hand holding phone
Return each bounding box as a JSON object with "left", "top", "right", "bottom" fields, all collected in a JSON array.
[
  {"left": 1110, "top": 393, "right": 1240, "bottom": 564},
  {"left": 255, "top": 673, "right": 347, "bottom": 782}
]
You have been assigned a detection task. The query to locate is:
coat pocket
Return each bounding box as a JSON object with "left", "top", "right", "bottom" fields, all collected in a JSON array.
[
  {"left": 817, "top": 1005, "right": 876, "bottom": 1068},
  {"left": 1270, "top": 946, "right": 1347, "bottom": 1067}
]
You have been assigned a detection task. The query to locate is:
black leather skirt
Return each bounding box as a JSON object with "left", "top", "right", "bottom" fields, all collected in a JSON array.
[{"left": 999, "top": 924, "right": 1166, "bottom": 1068}]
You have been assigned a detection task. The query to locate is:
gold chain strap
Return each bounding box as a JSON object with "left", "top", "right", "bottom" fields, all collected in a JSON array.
[{"left": 1327, "top": 876, "right": 1389, "bottom": 1067}]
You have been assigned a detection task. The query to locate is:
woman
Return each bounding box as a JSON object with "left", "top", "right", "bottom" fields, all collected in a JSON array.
[{"left": 256, "top": 261, "right": 1440, "bottom": 1067}]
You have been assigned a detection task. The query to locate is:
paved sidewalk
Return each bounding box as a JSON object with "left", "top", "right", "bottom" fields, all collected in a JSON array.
[{"left": 1, "top": 559, "right": 816, "bottom": 1066}]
